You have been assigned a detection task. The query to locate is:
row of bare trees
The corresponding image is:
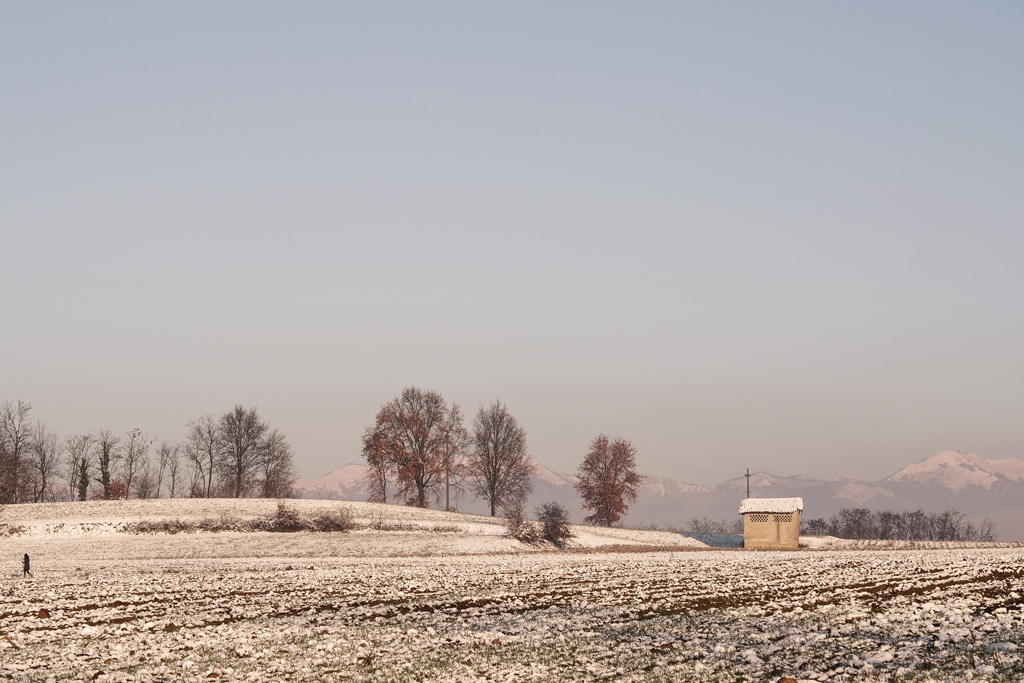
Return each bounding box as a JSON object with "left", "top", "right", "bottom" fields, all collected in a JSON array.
[
  {"left": 361, "top": 387, "right": 536, "bottom": 515},
  {"left": 0, "top": 400, "right": 296, "bottom": 503},
  {"left": 0, "top": 400, "right": 64, "bottom": 504},
  {"left": 181, "top": 407, "right": 296, "bottom": 499},
  {"left": 361, "top": 387, "right": 645, "bottom": 526},
  {"left": 803, "top": 507, "right": 997, "bottom": 541}
]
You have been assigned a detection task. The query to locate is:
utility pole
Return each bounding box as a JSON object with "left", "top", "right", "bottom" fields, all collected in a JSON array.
[
  {"left": 444, "top": 429, "right": 451, "bottom": 512},
  {"left": 745, "top": 468, "right": 750, "bottom": 499}
]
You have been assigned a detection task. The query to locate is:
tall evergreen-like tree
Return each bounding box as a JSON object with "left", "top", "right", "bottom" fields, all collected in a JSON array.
[
  {"left": 64, "top": 434, "right": 92, "bottom": 501},
  {"left": 95, "top": 430, "right": 120, "bottom": 500},
  {"left": 76, "top": 456, "right": 90, "bottom": 501}
]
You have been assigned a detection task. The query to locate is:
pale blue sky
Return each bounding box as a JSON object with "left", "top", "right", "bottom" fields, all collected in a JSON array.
[{"left": 2, "top": 2, "right": 1022, "bottom": 484}]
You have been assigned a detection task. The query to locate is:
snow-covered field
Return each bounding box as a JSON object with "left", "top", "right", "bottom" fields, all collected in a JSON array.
[
  {"left": 2, "top": 501, "right": 1023, "bottom": 682},
  {"left": 0, "top": 498, "right": 702, "bottom": 556},
  {"left": 800, "top": 536, "right": 1023, "bottom": 551}
]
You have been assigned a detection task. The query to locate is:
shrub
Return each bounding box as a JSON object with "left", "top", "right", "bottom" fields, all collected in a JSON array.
[
  {"left": 307, "top": 506, "right": 358, "bottom": 532},
  {"left": 536, "top": 502, "right": 574, "bottom": 547},
  {"left": 504, "top": 501, "right": 539, "bottom": 544},
  {"left": 269, "top": 500, "right": 305, "bottom": 532},
  {"left": 366, "top": 510, "right": 416, "bottom": 531},
  {"left": 0, "top": 523, "right": 26, "bottom": 538},
  {"left": 123, "top": 503, "right": 358, "bottom": 534}
]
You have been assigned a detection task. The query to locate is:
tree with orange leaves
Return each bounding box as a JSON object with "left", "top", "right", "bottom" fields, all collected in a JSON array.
[
  {"left": 574, "top": 435, "right": 644, "bottom": 527},
  {"left": 361, "top": 387, "right": 466, "bottom": 508}
]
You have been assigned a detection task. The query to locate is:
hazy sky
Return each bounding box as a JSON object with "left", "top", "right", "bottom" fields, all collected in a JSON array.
[{"left": 2, "top": 2, "right": 1022, "bottom": 486}]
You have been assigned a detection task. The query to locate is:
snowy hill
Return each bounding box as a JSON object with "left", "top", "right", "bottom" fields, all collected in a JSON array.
[
  {"left": 295, "top": 450, "right": 1024, "bottom": 541},
  {"left": 0, "top": 498, "right": 702, "bottom": 559}
]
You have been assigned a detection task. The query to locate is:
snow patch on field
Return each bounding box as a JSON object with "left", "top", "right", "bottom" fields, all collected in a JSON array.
[
  {"left": 800, "top": 535, "right": 1022, "bottom": 550},
  {"left": 0, "top": 498, "right": 704, "bottom": 553}
]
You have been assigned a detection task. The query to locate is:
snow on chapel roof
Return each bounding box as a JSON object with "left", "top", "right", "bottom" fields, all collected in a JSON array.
[{"left": 738, "top": 497, "right": 803, "bottom": 514}]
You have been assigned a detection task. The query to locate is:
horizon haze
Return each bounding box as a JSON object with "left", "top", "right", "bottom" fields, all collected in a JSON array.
[
  {"left": 295, "top": 449, "right": 1024, "bottom": 541},
  {"left": 2, "top": 4, "right": 1022, "bottom": 488}
]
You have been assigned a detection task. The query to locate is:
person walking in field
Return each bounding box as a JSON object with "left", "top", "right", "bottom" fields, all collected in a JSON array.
[{"left": 23, "top": 553, "right": 31, "bottom": 577}]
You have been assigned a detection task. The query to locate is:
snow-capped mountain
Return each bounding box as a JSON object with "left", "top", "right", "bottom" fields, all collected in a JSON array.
[
  {"left": 292, "top": 463, "right": 368, "bottom": 501},
  {"left": 883, "top": 450, "right": 1024, "bottom": 490},
  {"left": 294, "top": 450, "right": 1024, "bottom": 540}
]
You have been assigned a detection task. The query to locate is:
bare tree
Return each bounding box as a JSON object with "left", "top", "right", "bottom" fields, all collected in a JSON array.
[
  {"left": 0, "top": 400, "right": 34, "bottom": 503},
  {"left": 184, "top": 415, "right": 219, "bottom": 498},
  {"left": 258, "top": 428, "right": 296, "bottom": 498},
  {"left": 167, "top": 448, "right": 183, "bottom": 498},
  {"left": 218, "top": 405, "right": 268, "bottom": 498},
  {"left": 0, "top": 445, "right": 12, "bottom": 506},
  {"left": 440, "top": 404, "right": 470, "bottom": 512},
  {"left": 94, "top": 430, "right": 121, "bottom": 500},
  {"left": 366, "top": 402, "right": 470, "bottom": 508},
  {"left": 361, "top": 387, "right": 458, "bottom": 508},
  {"left": 121, "top": 428, "right": 153, "bottom": 498},
  {"left": 574, "top": 435, "right": 645, "bottom": 527},
  {"left": 361, "top": 425, "right": 389, "bottom": 504},
  {"left": 29, "top": 422, "right": 63, "bottom": 503},
  {"left": 875, "top": 510, "right": 899, "bottom": 539},
  {"left": 64, "top": 435, "right": 92, "bottom": 501},
  {"left": 131, "top": 460, "right": 158, "bottom": 499},
  {"left": 166, "top": 444, "right": 183, "bottom": 497},
  {"left": 155, "top": 441, "right": 179, "bottom": 498},
  {"left": 687, "top": 516, "right": 727, "bottom": 534},
  {"left": 465, "top": 400, "right": 534, "bottom": 517}
]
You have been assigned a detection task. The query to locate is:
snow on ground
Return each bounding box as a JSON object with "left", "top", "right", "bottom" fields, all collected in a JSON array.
[
  {"left": 0, "top": 499, "right": 702, "bottom": 554},
  {"left": 800, "top": 536, "right": 1022, "bottom": 551},
  {"left": 2, "top": 501, "right": 1024, "bottom": 682}
]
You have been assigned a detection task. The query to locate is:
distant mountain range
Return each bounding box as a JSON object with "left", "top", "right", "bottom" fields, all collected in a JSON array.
[{"left": 293, "top": 450, "right": 1024, "bottom": 541}]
